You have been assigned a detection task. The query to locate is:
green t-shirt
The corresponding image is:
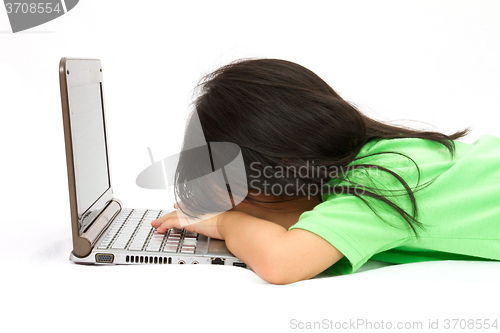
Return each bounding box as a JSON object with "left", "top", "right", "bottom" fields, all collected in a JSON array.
[{"left": 289, "top": 134, "right": 500, "bottom": 275}]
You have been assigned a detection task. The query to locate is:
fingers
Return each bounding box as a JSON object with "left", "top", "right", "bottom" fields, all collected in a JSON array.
[
  {"left": 152, "top": 201, "right": 183, "bottom": 228},
  {"left": 151, "top": 206, "right": 200, "bottom": 234},
  {"left": 157, "top": 218, "right": 180, "bottom": 234},
  {"left": 151, "top": 210, "right": 177, "bottom": 228},
  {"left": 152, "top": 210, "right": 194, "bottom": 234}
]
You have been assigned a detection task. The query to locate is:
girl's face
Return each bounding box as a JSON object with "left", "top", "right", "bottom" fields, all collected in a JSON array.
[{"left": 231, "top": 194, "right": 321, "bottom": 230}]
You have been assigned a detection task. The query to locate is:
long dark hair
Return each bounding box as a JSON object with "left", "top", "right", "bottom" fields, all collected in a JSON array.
[{"left": 175, "top": 58, "right": 468, "bottom": 234}]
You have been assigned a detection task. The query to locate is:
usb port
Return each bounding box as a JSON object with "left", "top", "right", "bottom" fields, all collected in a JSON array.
[{"left": 233, "top": 262, "right": 247, "bottom": 268}]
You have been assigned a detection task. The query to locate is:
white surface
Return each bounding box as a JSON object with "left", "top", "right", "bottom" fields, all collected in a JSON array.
[{"left": 1, "top": 1, "right": 500, "bottom": 332}]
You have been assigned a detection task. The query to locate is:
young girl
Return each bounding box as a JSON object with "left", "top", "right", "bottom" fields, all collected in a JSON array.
[{"left": 151, "top": 59, "right": 500, "bottom": 284}]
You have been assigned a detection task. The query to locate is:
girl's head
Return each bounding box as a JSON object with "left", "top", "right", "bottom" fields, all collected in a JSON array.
[
  {"left": 193, "top": 58, "right": 366, "bottom": 164},
  {"left": 176, "top": 58, "right": 467, "bottom": 230}
]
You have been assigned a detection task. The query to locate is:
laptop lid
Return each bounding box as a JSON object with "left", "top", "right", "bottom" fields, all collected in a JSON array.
[{"left": 60, "top": 57, "right": 120, "bottom": 257}]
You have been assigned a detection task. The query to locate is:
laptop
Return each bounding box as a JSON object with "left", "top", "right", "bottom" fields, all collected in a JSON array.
[{"left": 59, "top": 57, "right": 246, "bottom": 268}]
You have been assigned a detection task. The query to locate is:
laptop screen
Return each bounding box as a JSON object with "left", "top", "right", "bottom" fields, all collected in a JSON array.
[{"left": 68, "top": 81, "right": 111, "bottom": 229}]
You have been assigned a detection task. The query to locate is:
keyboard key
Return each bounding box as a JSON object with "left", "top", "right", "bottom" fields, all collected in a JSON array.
[
  {"left": 132, "top": 237, "right": 148, "bottom": 243},
  {"left": 150, "top": 234, "right": 165, "bottom": 240},
  {"left": 167, "top": 239, "right": 181, "bottom": 243},
  {"left": 166, "top": 235, "right": 179, "bottom": 240},
  {"left": 128, "top": 244, "right": 144, "bottom": 251},
  {"left": 114, "top": 236, "right": 128, "bottom": 242},
  {"left": 146, "top": 244, "right": 162, "bottom": 252},
  {"left": 113, "top": 237, "right": 128, "bottom": 243},
  {"left": 119, "top": 230, "right": 135, "bottom": 235},
  {"left": 130, "top": 239, "right": 147, "bottom": 245},
  {"left": 167, "top": 235, "right": 181, "bottom": 240},
  {"left": 162, "top": 245, "right": 178, "bottom": 252},
  {"left": 182, "top": 239, "right": 197, "bottom": 246},
  {"left": 122, "top": 225, "right": 137, "bottom": 230},
  {"left": 180, "top": 247, "right": 195, "bottom": 254}
]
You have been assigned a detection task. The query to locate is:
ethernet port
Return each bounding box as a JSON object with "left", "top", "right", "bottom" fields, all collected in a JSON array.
[{"left": 211, "top": 258, "right": 225, "bottom": 265}]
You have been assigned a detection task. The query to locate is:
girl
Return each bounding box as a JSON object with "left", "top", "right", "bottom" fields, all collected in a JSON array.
[{"left": 151, "top": 59, "right": 500, "bottom": 284}]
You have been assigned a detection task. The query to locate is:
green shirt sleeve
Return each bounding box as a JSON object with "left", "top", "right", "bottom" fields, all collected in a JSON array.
[{"left": 290, "top": 194, "right": 411, "bottom": 275}]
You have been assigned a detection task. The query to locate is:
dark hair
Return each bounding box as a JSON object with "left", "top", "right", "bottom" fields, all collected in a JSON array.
[{"left": 175, "top": 58, "right": 468, "bottom": 234}]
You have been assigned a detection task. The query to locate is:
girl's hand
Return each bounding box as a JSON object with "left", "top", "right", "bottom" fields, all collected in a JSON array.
[{"left": 151, "top": 209, "right": 225, "bottom": 240}]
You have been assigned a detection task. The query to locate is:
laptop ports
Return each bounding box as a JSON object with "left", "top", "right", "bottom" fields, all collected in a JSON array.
[
  {"left": 95, "top": 253, "right": 114, "bottom": 263},
  {"left": 211, "top": 258, "right": 225, "bottom": 265},
  {"left": 232, "top": 262, "right": 247, "bottom": 268}
]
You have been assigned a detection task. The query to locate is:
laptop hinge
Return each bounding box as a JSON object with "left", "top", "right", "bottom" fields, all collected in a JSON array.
[{"left": 73, "top": 199, "right": 122, "bottom": 258}]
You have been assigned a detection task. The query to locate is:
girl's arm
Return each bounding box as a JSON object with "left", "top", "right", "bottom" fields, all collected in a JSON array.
[
  {"left": 219, "top": 211, "right": 343, "bottom": 284},
  {"left": 152, "top": 210, "right": 343, "bottom": 284}
]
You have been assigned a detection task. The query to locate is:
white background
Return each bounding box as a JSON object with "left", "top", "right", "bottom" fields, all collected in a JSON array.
[{"left": 1, "top": 1, "right": 500, "bottom": 332}]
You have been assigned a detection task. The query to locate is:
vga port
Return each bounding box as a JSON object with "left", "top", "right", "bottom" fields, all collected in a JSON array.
[{"left": 96, "top": 253, "right": 114, "bottom": 263}]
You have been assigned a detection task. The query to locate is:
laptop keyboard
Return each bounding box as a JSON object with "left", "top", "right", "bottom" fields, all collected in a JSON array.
[{"left": 96, "top": 209, "right": 198, "bottom": 254}]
